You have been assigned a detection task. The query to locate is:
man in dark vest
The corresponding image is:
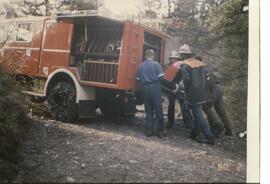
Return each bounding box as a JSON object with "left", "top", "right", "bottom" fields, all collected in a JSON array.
[
  {"left": 169, "top": 44, "right": 215, "bottom": 144},
  {"left": 194, "top": 56, "right": 233, "bottom": 136}
]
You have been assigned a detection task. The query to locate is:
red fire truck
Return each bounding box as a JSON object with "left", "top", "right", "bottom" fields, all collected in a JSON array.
[{"left": 0, "top": 11, "right": 176, "bottom": 122}]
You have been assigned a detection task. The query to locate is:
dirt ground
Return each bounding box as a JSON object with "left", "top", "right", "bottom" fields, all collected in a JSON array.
[{"left": 13, "top": 107, "right": 246, "bottom": 183}]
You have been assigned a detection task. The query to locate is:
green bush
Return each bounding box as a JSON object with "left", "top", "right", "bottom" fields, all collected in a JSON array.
[{"left": 0, "top": 71, "right": 25, "bottom": 182}]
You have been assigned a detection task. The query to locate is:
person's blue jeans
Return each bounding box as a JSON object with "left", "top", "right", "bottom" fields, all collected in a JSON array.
[
  {"left": 191, "top": 105, "right": 214, "bottom": 140},
  {"left": 167, "top": 95, "right": 193, "bottom": 128},
  {"left": 179, "top": 99, "right": 194, "bottom": 128},
  {"left": 143, "top": 82, "right": 164, "bottom": 131}
]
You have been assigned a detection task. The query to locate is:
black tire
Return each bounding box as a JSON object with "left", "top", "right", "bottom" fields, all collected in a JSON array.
[{"left": 47, "top": 81, "right": 77, "bottom": 122}]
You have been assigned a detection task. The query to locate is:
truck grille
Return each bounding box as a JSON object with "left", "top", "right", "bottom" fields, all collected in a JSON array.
[{"left": 82, "top": 60, "right": 118, "bottom": 84}]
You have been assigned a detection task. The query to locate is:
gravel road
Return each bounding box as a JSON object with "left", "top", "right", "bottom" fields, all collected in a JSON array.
[{"left": 15, "top": 111, "right": 246, "bottom": 183}]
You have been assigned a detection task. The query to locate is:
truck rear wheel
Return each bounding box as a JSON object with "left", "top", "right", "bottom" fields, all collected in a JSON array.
[{"left": 47, "top": 81, "right": 77, "bottom": 122}]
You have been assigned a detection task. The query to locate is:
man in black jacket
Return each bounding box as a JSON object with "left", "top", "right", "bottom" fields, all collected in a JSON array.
[
  {"left": 194, "top": 56, "right": 233, "bottom": 136},
  {"left": 166, "top": 51, "right": 193, "bottom": 129},
  {"left": 171, "top": 44, "right": 215, "bottom": 144}
]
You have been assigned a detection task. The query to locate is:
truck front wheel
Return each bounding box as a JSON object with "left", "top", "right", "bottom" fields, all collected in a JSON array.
[{"left": 47, "top": 81, "right": 77, "bottom": 122}]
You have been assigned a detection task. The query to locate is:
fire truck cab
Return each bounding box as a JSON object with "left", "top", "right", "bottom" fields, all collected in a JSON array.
[{"left": 0, "top": 10, "right": 171, "bottom": 122}]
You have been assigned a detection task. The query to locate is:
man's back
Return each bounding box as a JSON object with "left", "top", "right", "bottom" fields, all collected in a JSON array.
[
  {"left": 137, "top": 49, "right": 166, "bottom": 138},
  {"left": 137, "top": 60, "right": 164, "bottom": 85},
  {"left": 179, "top": 58, "right": 209, "bottom": 105}
]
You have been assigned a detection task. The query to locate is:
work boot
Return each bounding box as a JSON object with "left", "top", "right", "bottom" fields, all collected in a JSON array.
[
  {"left": 145, "top": 129, "right": 154, "bottom": 137},
  {"left": 166, "top": 123, "right": 174, "bottom": 129},
  {"left": 189, "top": 128, "right": 200, "bottom": 139},
  {"left": 225, "top": 129, "right": 233, "bottom": 136},
  {"left": 195, "top": 136, "right": 215, "bottom": 145},
  {"left": 157, "top": 130, "right": 167, "bottom": 138},
  {"left": 213, "top": 126, "right": 224, "bottom": 138}
]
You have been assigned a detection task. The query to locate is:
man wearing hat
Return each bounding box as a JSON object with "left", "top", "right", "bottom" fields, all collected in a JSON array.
[
  {"left": 194, "top": 56, "right": 233, "bottom": 137},
  {"left": 136, "top": 49, "right": 167, "bottom": 138},
  {"left": 166, "top": 51, "right": 193, "bottom": 129},
  {"left": 172, "top": 44, "right": 215, "bottom": 144}
]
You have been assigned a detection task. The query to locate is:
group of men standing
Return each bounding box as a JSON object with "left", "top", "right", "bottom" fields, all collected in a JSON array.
[{"left": 136, "top": 44, "right": 233, "bottom": 145}]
